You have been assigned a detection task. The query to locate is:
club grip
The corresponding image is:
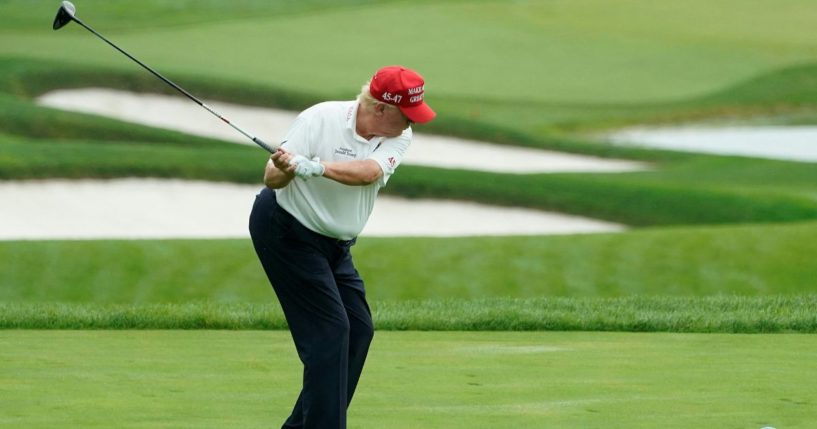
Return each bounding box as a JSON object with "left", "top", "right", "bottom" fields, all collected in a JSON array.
[{"left": 253, "top": 137, "right": 278, "bottom": 154}]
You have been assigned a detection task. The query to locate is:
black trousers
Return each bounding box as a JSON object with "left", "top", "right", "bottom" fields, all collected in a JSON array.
[{"left": 249, "top": 188, "right": 374, "bottom": 429}]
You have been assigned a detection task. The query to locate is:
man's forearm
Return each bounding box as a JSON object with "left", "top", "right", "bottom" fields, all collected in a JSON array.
[
  {"left": 264, "top": 160, "right": 295, "bottom": 189},
  {"left": 322, "top": 159, "right": 383, "bottom": 186}
]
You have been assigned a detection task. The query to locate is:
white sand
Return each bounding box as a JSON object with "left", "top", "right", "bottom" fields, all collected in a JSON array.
[
  {"left": 608, "top": 125, "right": 817, "bottom": 162},
  {"left": 36, "top": 88, "right": 648, "bottom": 174},
  {"left": 15, "top": 89, "right": 814, "bottom": 239},
  {"left": 0, "top": 179, "right": 624, "bottom": 240},
  {"left": 7, "top": 88, "right": 642, "bottom": 239}
]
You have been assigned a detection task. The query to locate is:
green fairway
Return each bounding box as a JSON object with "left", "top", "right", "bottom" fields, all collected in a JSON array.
[
  {"left": 4, "top": 0, "right": 817, "bottom": 105},
  {"left": 1, "top": 331, "right": 814, "bottom": 428},
  {"left": 5, "top": 0, "right": 817, "bottom": 138}
]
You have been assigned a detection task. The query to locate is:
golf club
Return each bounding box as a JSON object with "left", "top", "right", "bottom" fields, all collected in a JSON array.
[{"left": 52, "top": 1, "right": 279, "bottom": 154}]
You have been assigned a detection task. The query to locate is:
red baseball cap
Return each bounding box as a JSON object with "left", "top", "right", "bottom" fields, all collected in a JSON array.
[{"left": 369, "top": 65, "right": 436, "bottom": 124}]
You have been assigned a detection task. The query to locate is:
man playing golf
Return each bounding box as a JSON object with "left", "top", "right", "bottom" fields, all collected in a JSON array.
[{"left": 249, "top": 65, "right": 436, "bottom": 429}]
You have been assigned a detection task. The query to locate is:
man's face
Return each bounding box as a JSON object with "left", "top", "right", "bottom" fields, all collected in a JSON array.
[{"left": 372, "top": 104, "right": 412, "bottom": 138}]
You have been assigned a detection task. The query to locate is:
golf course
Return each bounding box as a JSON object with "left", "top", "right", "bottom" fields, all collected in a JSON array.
[{"left": 2, "top": 1, "right": 817, "bottom": 427}]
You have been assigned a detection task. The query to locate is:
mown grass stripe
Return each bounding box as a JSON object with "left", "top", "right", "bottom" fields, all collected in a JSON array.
[{"left": 2, "top": 296, "right": 815, "bottom": 332}]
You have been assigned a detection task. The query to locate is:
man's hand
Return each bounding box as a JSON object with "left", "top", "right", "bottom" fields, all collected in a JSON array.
[
  {"left": 264, "top": 148, "right": 296, "bottom": 189},
  {"left": 271, "top": 148, "right": 296, "bottom": 174},
  {"left": 290, "top": 155, "right": 326, "bottom": 179}
]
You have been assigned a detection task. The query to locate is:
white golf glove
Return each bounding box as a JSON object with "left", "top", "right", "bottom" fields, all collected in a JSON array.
[{"left": 289, "top": 155, "right": 325, "bottom": 179}]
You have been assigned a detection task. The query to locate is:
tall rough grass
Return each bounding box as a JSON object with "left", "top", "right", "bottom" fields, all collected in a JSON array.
[{"left": 2, "top": 296, "right": 815, "bottom": 332}]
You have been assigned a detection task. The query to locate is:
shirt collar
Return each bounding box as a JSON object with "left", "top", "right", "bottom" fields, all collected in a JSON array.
[{"left": 347, "top": 101, "right": 383, "bottom": 145}]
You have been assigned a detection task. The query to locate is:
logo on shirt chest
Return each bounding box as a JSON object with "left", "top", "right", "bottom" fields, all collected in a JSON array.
[{"left": 334, "top": 147, "right": 358, "bottom": 158}]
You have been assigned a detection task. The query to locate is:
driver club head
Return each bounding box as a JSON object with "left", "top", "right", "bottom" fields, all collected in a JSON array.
[{"left": 53, "top": 1, "right": 76, "bottom": 30}]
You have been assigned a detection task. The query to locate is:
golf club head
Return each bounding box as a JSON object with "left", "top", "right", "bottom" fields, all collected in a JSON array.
[{"left": 53, "top": 1, "right": 76, "bottom": 30}]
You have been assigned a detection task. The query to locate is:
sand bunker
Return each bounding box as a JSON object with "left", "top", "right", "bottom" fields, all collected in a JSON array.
[
  {"left": 608, "top": 125, "right": 817, "bottom": 162},
  {"left": 0, "top": 179, "right": 625, "bottom": 240},
  {"left": 37, "top": 88, "right": 648, "bottom": 174},
  {"left": 9, "top": 89, "right": 643, "bottom": 239}
]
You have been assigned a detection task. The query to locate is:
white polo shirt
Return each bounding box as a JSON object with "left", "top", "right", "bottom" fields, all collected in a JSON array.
[{"left": 276, "top": 100, "right": 412, "bottom": 240}]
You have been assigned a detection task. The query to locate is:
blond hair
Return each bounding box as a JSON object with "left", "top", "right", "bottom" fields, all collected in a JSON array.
[{"left": 358, "top": 81, "right": 398, "bottom": 112}]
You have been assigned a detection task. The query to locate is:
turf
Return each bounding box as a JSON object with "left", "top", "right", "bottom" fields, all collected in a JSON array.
[
  {"left": 4, "top": 222, "right": 817, "bottom": 332},
  {"left": 1, "top": 1, "right": 817, "bottom": 335},
  {"left": 4, "top": 0, "right": 816, "bottom": 105},
  {"left": 5, "top": 0, "right": 817, "bottom": 136},
  {"left": 4, "top": 222, "right": 817, "bottom": 304},
  {"left": 1, "top": 3, "right": 817, "bottom": 425},
  {"left": 2, "top": 296, "right": 816, "bottom": 332},
  {"left": 1, "top": 330, "right": 814, "bottom": 428}
]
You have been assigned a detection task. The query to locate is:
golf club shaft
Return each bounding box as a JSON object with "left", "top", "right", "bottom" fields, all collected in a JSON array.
[{"left": 71, "top": 16, "right": 278, "bottom": 153}]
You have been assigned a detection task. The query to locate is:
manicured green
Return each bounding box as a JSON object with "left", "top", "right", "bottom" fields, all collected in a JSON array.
[
  {"left": 0, "top": 133, "right": 264, "bottom": 183},
  {"left": 4, "top": 0, "right": 817, "bottom": 106},
  {"left": 1, "top": 331, "right": 815, "bottom": 428},
  {"left": 392, "top": 166, "right": 817, "bottom": 226},
  {"left": 4, "top": 221, "right": 817, "bottom": 332},
  {"left": 5, "top": 0, "right": 817, "bottom": 138},
  {"left": 4, "top": 222, "right": 817, "bottom": 304}
]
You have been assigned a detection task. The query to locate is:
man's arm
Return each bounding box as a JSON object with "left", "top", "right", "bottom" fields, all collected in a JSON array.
[
  {"left": 280, "top": 150, "right": 385, "bottom": 186},
  {"left": 321, "top": 159, "right": 383, "bottom": 186}
]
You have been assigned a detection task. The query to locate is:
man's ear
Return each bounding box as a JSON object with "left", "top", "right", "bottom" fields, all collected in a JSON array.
[{"left": 374, "top": 103, "right": 387, "bottom": 116}]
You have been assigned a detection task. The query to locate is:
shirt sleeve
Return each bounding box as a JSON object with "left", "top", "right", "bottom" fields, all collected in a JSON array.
[
  {"left": 280, "top": 109, "right": 318, "bottom": 157},
  {"left": 368, "top": 127, "right": 412, "bottom": 186}
]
